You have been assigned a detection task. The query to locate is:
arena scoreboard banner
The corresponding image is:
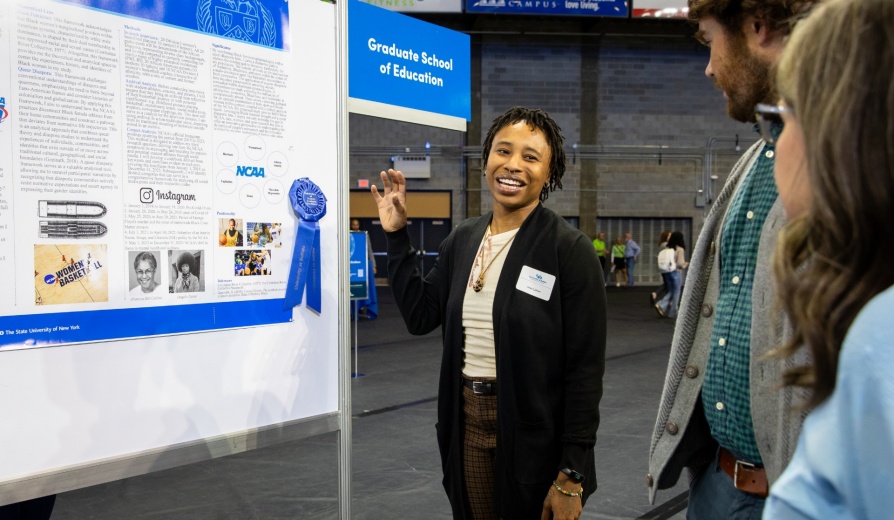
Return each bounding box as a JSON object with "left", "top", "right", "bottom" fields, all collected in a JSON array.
[
  {"left": 465, "top": 0, "right": 628, "bottom": 16},
  {"left": 348, "top": 0, "right": 471, "bottom": 131}
]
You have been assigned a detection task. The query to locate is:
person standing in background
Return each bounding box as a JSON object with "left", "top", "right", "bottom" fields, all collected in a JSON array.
[
  {"left": 650, "top": 230, "right": 672, "bottom": 305},
  {"left": 592, "top": 231, "right": 609, "bottom": 286},
  {"left": 647, "top": 0, "right": 819, "bottom": 517},
  {"left": 351, "top": 218, "right": 377, "bottom": 275},
  {"left": 655, "top": 231, "right": 688, "bottom": 319},
  {"left": 611, "top": 236, "right": 626, "bottom": 288},
  {"left": 623, "top": 232, "right": 640, "bottom": 287}
]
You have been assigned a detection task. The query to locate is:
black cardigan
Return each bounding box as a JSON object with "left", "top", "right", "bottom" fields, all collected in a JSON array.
[{"left": 386, "top": 205, "right": 607, "bottom": 519}]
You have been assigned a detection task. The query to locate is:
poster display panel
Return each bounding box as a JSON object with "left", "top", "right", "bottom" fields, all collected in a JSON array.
[
  {"left": 0, "top": 0, "right": 343, "bottom": 498},
  {"left": 0, "top": 0, "right": 305, "bottom": 350}
]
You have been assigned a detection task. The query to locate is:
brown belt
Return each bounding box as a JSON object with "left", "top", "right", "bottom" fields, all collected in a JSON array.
[{"left": 718, "top": 447, "right": 768, "bottom": 498}]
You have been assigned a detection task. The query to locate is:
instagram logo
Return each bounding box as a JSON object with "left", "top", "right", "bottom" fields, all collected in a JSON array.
[{"left": 139, "top": 187, "right": 154, "bottom": 203}]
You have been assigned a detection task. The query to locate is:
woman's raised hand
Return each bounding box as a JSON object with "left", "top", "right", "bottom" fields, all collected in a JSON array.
[{"left": 370, "top": 169, "right": 408, "bottom": 232}]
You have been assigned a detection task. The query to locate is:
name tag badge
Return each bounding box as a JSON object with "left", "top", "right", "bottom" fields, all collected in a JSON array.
[{"left": 515, "top": 266, "right": 556, "bottom": 301}]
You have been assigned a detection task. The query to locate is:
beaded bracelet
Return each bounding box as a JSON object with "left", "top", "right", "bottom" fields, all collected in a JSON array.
[{"left": 552, "top": 480, "right": 583, "bottom": 498}]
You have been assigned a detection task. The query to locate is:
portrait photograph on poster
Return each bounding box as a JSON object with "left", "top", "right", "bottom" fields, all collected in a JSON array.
[
  {"left": 127, "top": 250, "right": 165, "bottom": 299},
  {"left": 168, "top": 250, "right": 205, "bottom": 293},
  {"left": 218, "top": 218, "right": 245, "bottom": 247}
]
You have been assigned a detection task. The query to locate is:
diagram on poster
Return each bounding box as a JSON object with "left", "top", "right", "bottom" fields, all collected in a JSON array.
[{"left": 0, "top": 0, "right": 306, "bottom": 350}]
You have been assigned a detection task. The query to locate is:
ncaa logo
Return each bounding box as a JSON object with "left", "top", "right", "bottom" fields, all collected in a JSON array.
[
  {"left": 44, "top": 274, "right": 56, "bottom": 285},
  {"left": 236, "top": 165, "right": 265, "bottom": 178},
  {"left": 0, "top": 97, "right": 8, "bottom": 124}
]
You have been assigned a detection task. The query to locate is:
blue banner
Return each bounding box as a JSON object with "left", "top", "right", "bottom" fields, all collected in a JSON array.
[
  {"left": 60, "top": 0, "right": 291, "bottom": 50},
  {"left": 349, "top": 232, "right": 369, "bottom": 300},
  {"left": 0, "top": 299, "right": 292, "bottom": 349},
  {"left": 465, "top": 0, "right": 628, "bottom": 17},
  {"left": 349, "top": 0, "right": 471, "bottom": 122}
]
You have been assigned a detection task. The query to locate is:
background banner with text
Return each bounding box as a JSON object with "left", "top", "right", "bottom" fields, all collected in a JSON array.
[
  {"left": 348, "top": 0, "right": 471, "bottom": 131},
  {"left": 465, "top": 0, "right": 628, "bottom": 17},
  {"left": 357, "top": 0, "right": 462, "bottom": 13}
]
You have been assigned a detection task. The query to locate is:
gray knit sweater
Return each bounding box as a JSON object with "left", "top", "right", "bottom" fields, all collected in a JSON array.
[{"left": 647, "top": 140, "right": 807, "bottom": 503}]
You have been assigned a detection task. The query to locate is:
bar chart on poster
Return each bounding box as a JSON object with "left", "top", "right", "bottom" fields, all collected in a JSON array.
[{"left": 0, "top": 0, "right": 345, "bottom": 508}]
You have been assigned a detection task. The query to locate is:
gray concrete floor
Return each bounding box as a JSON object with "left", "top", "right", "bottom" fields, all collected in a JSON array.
[{"left": 51, "top": 286, "right": 689, "bottom": 519}]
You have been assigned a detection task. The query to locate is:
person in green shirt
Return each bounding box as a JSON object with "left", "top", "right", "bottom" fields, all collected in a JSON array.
[
  {"left": 592, "top": 231, "right": 609, "bottom": 286},
  {"left": 611, "top": 236, "right": 626, "bottom": 287}
]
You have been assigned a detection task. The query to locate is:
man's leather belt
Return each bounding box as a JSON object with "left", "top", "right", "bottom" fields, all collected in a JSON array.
[
  {"left": 719, "top": 447, "right": 768, "bottom": 498},
  {"left": 462, "top": 379, "right": 497, "bottom": 395}
]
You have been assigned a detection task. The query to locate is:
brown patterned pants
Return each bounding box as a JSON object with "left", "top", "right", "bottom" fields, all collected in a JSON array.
[{"left": 462, "top": 380, "right": 499, "bottom": 520}]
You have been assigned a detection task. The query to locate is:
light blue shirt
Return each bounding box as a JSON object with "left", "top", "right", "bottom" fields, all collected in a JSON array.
[
  {"left": 764, "top": 284, "right": 894, "bottom": 520},
  {"left": 624, "top": 239, "right": 640, "bottom": 258}
]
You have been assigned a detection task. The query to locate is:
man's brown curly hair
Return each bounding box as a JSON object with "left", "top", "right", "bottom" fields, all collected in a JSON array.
[{"left": 688, "top": 0, "right": 819, "bottom": 36}]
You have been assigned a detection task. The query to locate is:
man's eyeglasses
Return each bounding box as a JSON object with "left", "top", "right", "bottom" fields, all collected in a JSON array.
[
  {"left": 136, "top": 269, "right": 156, "bottom": 276},
  {"left": 755, "top": 103, "right": 793, "bottom": 145}
]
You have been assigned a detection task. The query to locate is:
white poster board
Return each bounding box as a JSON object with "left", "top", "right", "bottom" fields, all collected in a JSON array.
[{"left": 0, "top": 0, "right": 348, "bottom": 509}]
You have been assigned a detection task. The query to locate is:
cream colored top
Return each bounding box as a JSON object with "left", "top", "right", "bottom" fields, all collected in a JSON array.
[{"left": 461, "top": 227, "right": 518, "bottom": 379}]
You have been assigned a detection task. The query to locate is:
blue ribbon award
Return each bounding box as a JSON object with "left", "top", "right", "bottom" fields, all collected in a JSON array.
[{"left": 283, "top": 178, "right": 327, "bottom": 313}]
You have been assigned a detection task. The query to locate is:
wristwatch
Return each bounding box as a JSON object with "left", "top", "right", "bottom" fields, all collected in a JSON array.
[{"left": 560, "top": 468, "right": 584, "bottom": 484}]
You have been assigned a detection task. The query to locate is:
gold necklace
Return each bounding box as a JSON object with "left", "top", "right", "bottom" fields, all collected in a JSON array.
[{"left": 472, "top": 225, "right": 516, "bottom": 292}]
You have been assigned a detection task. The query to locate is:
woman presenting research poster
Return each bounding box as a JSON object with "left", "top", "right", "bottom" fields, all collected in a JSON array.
[{"left": 372, "top": 107, "right": 606, "bottom": 520}]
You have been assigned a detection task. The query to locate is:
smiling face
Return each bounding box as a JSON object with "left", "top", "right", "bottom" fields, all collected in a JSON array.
[
  {"left": 698, "top": 16, "right": 773, "bottom": 123},
  {"left": 135, "top": 260, "right": 156, "bottom": 291},
  {"left": 773, "top": 103, "right": 811, "bottom": 218},
  {"left": 484, "top": 121, "right": 551, "bottom": 217}
]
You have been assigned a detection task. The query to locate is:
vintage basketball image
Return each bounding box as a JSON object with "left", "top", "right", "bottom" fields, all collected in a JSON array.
[
  {"left": 218, "top": 217, "right": 244, "bottom": 247},
  {"left": 34, "top": 244, "right": 109, "bottom": 305}
]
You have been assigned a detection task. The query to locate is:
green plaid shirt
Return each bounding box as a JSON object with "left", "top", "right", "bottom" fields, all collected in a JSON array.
[{"left": 702, "top": 133, "right": 779, "bottom": 464}]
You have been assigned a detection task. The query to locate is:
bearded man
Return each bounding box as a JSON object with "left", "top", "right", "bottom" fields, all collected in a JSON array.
[{"left": 646, "top": 1, "right": 819, "bottom": 518}]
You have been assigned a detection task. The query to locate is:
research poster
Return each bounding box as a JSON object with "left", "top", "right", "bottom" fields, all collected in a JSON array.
[{"left": 0, "top": 0, "right": 303, "bottom": 349}]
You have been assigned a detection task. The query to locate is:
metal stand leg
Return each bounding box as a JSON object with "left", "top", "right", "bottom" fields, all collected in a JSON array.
[{"left": 352, "top": 300, "right": 359, "bottom": 377}]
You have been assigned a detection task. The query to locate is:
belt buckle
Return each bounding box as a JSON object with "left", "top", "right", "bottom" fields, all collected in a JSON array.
[
  {"left": 471, "top": 381, "right": 490, "bottom": 395},
  {"left": 733, "top": 459, "right": 755, "bottom": 491}
]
